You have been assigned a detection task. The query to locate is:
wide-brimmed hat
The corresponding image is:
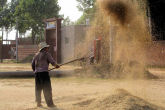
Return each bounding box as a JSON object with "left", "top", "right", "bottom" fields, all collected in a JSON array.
[{"left": 38, "top": 42, "right": 50, "bottom": 51}]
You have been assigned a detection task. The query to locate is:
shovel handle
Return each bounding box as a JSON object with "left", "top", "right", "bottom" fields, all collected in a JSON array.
[{"left": 48, "top": 57, "right": 84, "bottom": 71}]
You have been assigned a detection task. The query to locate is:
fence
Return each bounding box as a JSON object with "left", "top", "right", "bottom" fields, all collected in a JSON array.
[{"left": 18, "top": 45, "right": 38, "bottom": 61}]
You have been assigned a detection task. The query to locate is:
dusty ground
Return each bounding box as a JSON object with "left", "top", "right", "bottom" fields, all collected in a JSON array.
[
  {"left": 0, "top": 63, "right": 81, "bottom": 72},
  {"left": 0, "top": 64, "right": 165, "bottom": 110},
  {"left": 0, "top": 77, "right": 165, "bottom": 110}
]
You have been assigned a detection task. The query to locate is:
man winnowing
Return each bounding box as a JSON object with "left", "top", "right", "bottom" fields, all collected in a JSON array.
[{"left": 32, "top": 42, "right": 59, "bottom": 107}]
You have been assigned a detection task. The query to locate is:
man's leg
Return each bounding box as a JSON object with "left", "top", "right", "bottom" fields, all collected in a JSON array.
[
  {"left": 35, "top": 73, "right": 42, "bottom": 106},
  {"left": 43, "top": 72, "right": 54, "bottom": 107}
]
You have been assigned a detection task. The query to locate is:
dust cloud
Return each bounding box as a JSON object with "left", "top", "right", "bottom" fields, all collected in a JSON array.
[{"left": 78, "top": 0, "right": 155, "bottom": 79}]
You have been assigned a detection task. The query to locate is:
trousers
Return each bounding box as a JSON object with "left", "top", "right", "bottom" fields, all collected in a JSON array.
[{"left": 35, "top": 72, "right": 54, "bottom": 106}]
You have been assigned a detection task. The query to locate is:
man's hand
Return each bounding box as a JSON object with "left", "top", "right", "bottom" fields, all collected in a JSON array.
[{"left": 54, "top": 64, "right": 60, "bottom": 69}]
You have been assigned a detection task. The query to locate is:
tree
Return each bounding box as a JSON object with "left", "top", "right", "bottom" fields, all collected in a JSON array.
[
  {"left": 0, "top": 0, "right": 7, "bottom": 26},
  {"left": 0, "top": 0, "right": 7, "bottom": 9},
  {"left": 76, "top": 0, "right": 95, "bottom": 12},
  {"left": 0, "top": 0, "right": 7, "bottom": 62},
  {"left": 0, "top": 0, "right": 7, "bottom": 27},
  {"left": 0, "top": 7, "right": 15, "bottom": 30},
  {"left": 76, "top": 0, "right": 96, "bottom": 24},
  {"left": 62, "top": 16, "right": 74, "bottom": 26},
  {"left": 0, "top": 0, "right": 18, "bottom": 45},
  {"left": 15, "top": 0, "right": 61, "bottom": 44}
]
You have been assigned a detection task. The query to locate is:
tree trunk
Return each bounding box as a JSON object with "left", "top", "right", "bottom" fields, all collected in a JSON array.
[
  {"left": 1, "top": 27, "right": 4, "bottom": 62},
  {"left": 6, "top": 29, "right": 8, "bottom": 44},
  {"left": 32, "top": 30, "right": 35, "bottom": 44}
]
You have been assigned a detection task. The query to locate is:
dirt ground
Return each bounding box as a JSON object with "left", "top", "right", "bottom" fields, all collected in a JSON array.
[
  {"left": 0, "top": 63, "right": 81, "bottom": 72},
  {"left": 0, "top": 77, "right": 165, "bottom": 110},
  {"left": 0, "top": 64, "right": 165, "bottom": 110}
]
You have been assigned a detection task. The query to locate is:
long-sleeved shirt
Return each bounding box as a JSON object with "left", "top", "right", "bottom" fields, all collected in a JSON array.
[{"left": 32, "top": 51, "right": 56, "bottom": 73}]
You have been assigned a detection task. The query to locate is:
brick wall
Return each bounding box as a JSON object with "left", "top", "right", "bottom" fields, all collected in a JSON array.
[
  {"left": 17, "top": 42, "right": 165, "bottom": 65},
  {"left": 18, "top": 45, "right": 38, "bottom": 61},
  {"left": 146, "top": 41, "right": 165, "bottom": 66}
]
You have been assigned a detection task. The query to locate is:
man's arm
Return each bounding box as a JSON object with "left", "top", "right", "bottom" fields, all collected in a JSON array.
[
  {"left": 47, "top": 52, "right": 60, "bottom": 68},
  {"left": 47, "top": 52, "right": 56, "bottom": 66}
]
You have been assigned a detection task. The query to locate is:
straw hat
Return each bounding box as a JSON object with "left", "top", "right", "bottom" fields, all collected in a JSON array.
[{"left": 38, "top": 42, "right": 50, "bottom": 51}]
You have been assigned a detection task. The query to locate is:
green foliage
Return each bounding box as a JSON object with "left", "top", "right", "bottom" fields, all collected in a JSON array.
[
  {"left": 14, "top": 0, "right": 61, "bottom": 44},
  {"left": 76, "top": 0, "right": 95, "bottom": 12},
  {"left": 0, "top": 0, "right": 18, "bottom": 30},
  {"left": 76, "top": 8, "right": 95, "bottom": 24},
  {"left": 0, "top": 7, "right": 15, "bottom": 29},
  {"left": 62, "top": 16, "right": 74, "bottom": 26},
  {"left": 76, "top": 14, "right": 86, "bottom": 24},
  {"left": 0, "top": 0, "right": 7, "bottom": 8},
  {"left": 0, "top": 0, "right": 61, "bottom": 44},
  {"left": 76, "top": 0, "right": 96, "bottom": 24},
  {"left": 0, "top": 0, "right": 7, "bottom": 27}
]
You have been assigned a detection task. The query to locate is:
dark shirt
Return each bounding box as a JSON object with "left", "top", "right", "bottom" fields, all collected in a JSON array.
[{"left": 32, "top": 51, "right": 56, "bottom": 73}]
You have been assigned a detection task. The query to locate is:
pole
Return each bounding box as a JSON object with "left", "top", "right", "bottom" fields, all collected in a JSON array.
[
  {"left": 1, "top": 27, "right": 3, "bottom": 63},
  {"left": 109, "top": 17, "right": 113, "bottom": 64},
  {"left": 109, "top": 17, "right": 117, "bottom": 64},
  {"left": 109, "top": 29, "right": 113, "bottom": 64},
  {"left": 48, "top": 57, "right": 84, "bottom": 71},
  {"left": 16, "top": 20, "right": 18, "bottom": 62}
]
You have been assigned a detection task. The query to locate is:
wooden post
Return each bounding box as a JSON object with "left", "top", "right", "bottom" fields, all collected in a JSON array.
[
  {"left": 44, "top": 17, "right": 62, "bottom": 64},
  {"left": 94, "top": 39, "right": 101, "bottom": 63},
  {"left": 56, "top": 18, "right": 62, "bottom": 63}
]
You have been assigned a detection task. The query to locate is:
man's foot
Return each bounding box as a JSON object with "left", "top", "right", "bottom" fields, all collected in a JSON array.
[
  {"left": 37, "top": 103, "right": 43, "bottom": 107},
  {"left": 48, "top": 104, "right": 56, "bottom": 108}
]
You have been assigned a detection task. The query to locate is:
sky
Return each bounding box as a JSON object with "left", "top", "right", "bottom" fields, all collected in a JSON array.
[
  {"left": 58, "top": 0, "right": 82, "bottom": 21},
  {"left": 3, "top": 0, "right": 82, "bottom": 40}
]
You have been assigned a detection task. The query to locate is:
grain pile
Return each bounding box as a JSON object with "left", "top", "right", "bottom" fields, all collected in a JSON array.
[{"left": 87, "top": 89, "right": 165, "bottom": 110}]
